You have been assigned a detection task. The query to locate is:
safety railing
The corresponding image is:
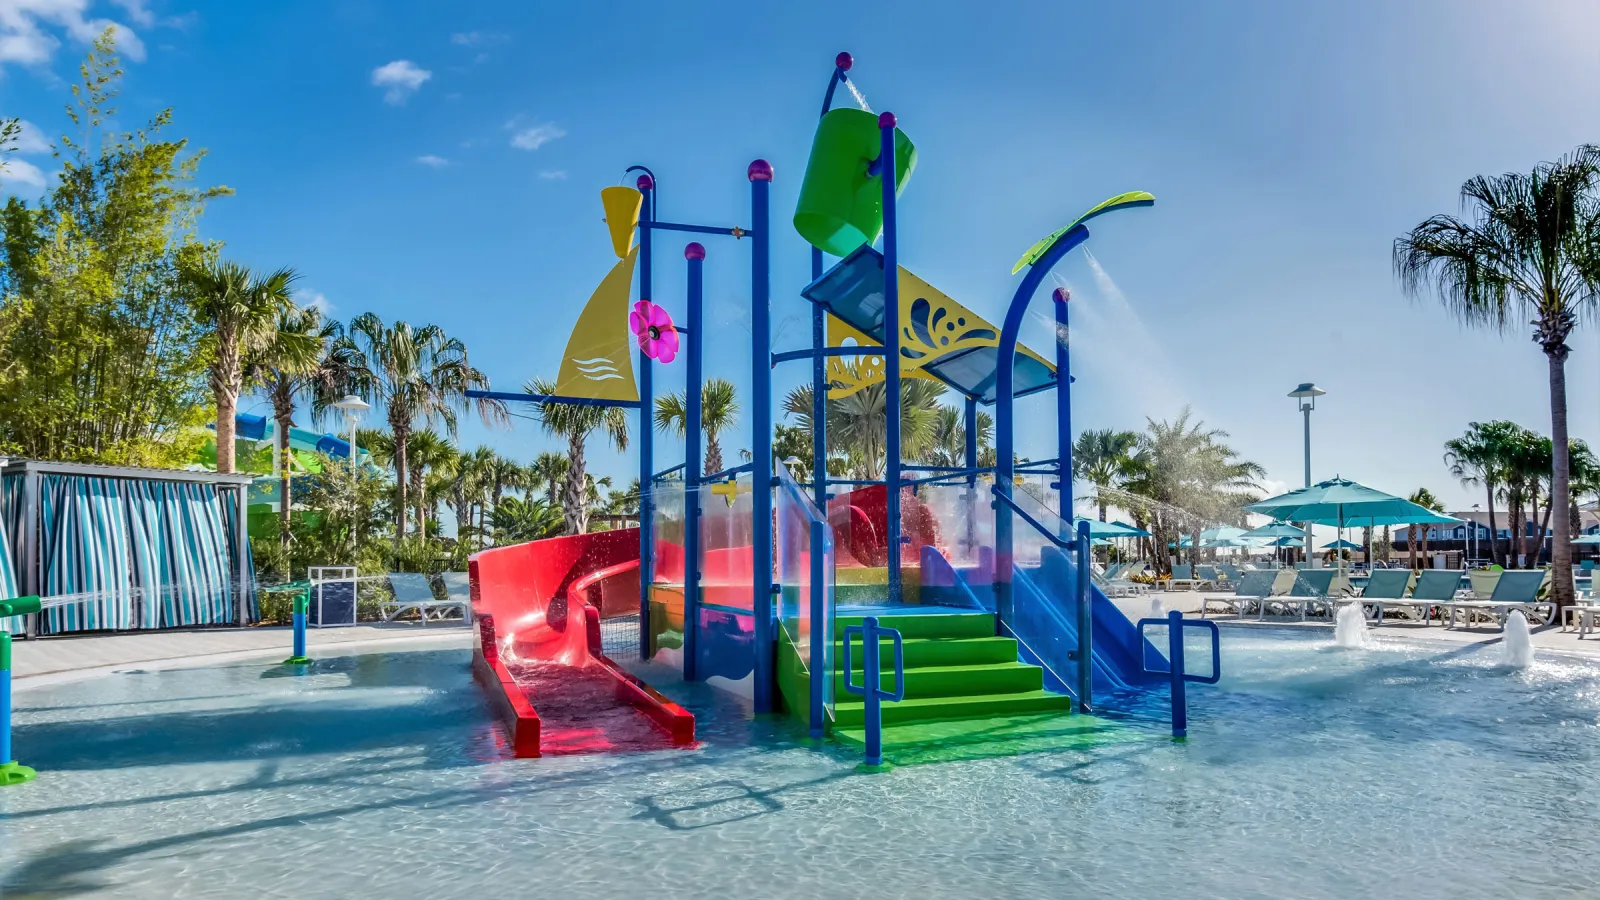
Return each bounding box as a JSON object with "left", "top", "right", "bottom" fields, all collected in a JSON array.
[
  {"left": 991, "top": 487, "right": 1094, "bottom": 712},
  {"left": 775, "top": 463, "right": 836, "bottom": 737},
  {"left": 1136, "top": 610, "right": 1221, "bottom": 738},
  {"left": 842, "top": 616, "right": 904, "bottom": 768}
]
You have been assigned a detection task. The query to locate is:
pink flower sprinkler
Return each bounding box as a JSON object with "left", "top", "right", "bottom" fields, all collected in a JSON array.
[{"left": 630, "top": 300, "right": 679, "bottom": 363}]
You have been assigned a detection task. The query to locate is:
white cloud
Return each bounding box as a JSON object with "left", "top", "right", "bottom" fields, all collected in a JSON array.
[
  {"left": 0, "top": 0, "right": 147, "bottom": 70},
  {"left": 506, "top": 117, "right": 565, "bottom": 150},
  {"left": 295, "top": 289, "right": 332, "bottom": 316},
  {"left": 0, "top": 156, "right": 48, "bottom": 189},
  {"left": 415, "top": 154, "right": 449, "bottom": 168},
  {"left": 450, "top": 31, "right": 508, "bottom": 47},
  {"left": 9, "top": 119, "right": 50, "bottom": 154},
  {"left": 109, "top": 0, "right": 153, "bottom": 27},
  {"left": 537, "top": 169, "right": 566, "bottom": 180},
  {"left": 370, "top": 59, "right": 431, "bottom": 105}
]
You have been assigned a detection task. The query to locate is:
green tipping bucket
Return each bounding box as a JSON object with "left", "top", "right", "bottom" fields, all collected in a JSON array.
[{"left": 793, "top": 108, "right": 917, "bottom": 257}]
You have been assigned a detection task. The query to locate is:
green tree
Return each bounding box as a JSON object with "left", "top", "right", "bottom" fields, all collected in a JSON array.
[
  {"left": 337, "top": 313, "right": 503, "bottom": 536},
  {"left": 782, "top": 370, "right": 947, "bottom": 480},
  {"left": 527, "top": 378, "right": 629, "bottom": 534},
  {"left": 654, "top": 377, "right": 739, "bottom": 475},
  {"left": 403, "top": 427, "right": 456, "bottom": 539},
  {"left": 1444, "top": 420, "right": 1522, "bottom": 567},
  {"left": 491, "top": 495, "right": 564, "bottom": 543},
  {"left": 0, "top": 30, "right": 229, "bottom": 464},
  {"left": 1395, "top": 146, "right": 1600, "bottom": 607},
  {"left": 181, "top": 260, "right": 299, "bottom": 473},
  {"left": 1123, "top": 408, "right": 1263, "bottom": 571},
  {"left": 1406, "top": 487, "right": 1446, "bottom": 570},
  {"left": 528, "top": 451, "right": 569, "bottom": 508},
  {"left": 1074, "top": 428, "right": 1140, "bottom": 521}
]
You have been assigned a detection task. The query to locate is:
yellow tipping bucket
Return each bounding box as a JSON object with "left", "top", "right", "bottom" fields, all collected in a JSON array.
[
  {"left": 601, "top": 186, "right": 643, "bottom": 259},
  {"left": 793, "top": 108, "right": 916, "bottom": 257}
]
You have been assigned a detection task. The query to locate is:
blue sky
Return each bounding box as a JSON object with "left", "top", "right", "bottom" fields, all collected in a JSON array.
[{"left": 3, "top": 0, "right": 1599, "bottom": 515}]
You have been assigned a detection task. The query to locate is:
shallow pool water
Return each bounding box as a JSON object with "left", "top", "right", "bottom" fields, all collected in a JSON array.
[{"left": 2, "top": 629, "right": 1598, "bottom": 899}]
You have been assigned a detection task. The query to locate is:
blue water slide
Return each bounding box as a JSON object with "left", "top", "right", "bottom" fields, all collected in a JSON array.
[{"left": 1034, "top": 545, "right": 1165, "bottom": 690}]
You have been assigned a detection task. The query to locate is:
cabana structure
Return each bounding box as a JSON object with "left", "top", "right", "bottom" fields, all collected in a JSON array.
[{"left": 0, "top": 459, "right": 256, "bottom": 637}]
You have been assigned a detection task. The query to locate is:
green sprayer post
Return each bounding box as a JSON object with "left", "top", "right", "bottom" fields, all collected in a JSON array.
[
  {"left": 284, "top": 589, "right": 311, "bottom": 665},
  {"left": 0, "top": 595, "right": 42, "bottom": 786}
]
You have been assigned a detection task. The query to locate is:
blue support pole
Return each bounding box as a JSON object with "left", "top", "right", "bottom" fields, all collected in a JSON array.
[
  {"left": 749, "top": 159, "right": 775, "bottom": 713},
  {"left": 993, "top": 225, "right": 1092, "bottom": 636},
  {"left": 1054, "top": 288, "right": 1073, "bottom": 519},
  {"left": 879, "top": 113, "right": 902, "bottom": 604},
  {"left": 684, "top": 242, "right": 706, "bottom": 680},
  {"left": 812, "top": 53, "right": 849, "bottom": 520},
  {"left": 1076, "top": 520, "right": 1093, "bottom": 714},
  {"left": 964, "top": 395, "right": 979, "bottom": 559},
  {"left": 1168, "top": 608, "right": 1187, "bottom": 738},
  {"left": 862, "top": 615, "right": 883, "bottom": 764},
  {"left": 637, "top": 173, "right": 656, "bottom": 661}
]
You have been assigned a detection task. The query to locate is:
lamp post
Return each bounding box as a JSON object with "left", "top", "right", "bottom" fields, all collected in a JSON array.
[
  {"left": 1288, "top": 383, "right": 1325, "bottom": 567},
  {"left": 332, "top": 395, "right": 370, "bottom": 553},
  {"left": 1470, "top": 503, "right": 1481, "bottom": 565}
]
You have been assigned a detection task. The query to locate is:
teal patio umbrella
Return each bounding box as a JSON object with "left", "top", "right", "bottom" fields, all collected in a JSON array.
[
  {"left": 1249, "top": 477, "right": 1460, "bottom": 576},
  {"left": 1242, "top": 521, "right": 1304, "bottom": 540},
  {"left": 1322, "top": 539, "right": 1363, "bottom": 550}
]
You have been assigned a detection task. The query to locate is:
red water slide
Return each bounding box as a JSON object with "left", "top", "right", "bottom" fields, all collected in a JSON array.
[{"left": 470, "top": 528, "right": 694, "bottom": 758}]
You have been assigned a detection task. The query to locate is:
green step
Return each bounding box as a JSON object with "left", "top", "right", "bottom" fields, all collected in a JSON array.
[
  {"left": 834, "top": 635, "right": 1021, "bottom": 668},
  {"left": 833, "top": 712, "right": 1128, "bottom": 765},
  {"left": 834, "top": 612, "right": 993, "bottom": 641},
  {"left": 832, "top": 661, "right": 1044, "bottom": 699},
  {"left": 832, "top": 689, "right": 1072, "bottom": 727}
]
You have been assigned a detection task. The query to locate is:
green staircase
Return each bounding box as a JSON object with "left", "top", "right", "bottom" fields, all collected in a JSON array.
[{"left": 827, "top": 612, "right": 1073, "bottom": 728}]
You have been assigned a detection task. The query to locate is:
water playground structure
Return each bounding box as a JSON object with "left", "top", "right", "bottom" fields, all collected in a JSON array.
[{"left": 464, "top": 52, "right": 1218, "bottom": 763}]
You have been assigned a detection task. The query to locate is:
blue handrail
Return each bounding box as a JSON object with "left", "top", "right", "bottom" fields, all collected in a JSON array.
[
  {"left": 842, "top": 616, "right": 905, "bottom": 767},
  {"left": 990, "top": 487, "right": 1072, "bottom": 549},
  {"left": 1136, "top": 610, "right": 1221, "bottom": 738},
  {"left": 703, "top": 462, "right": 754, "bottom": 483}
]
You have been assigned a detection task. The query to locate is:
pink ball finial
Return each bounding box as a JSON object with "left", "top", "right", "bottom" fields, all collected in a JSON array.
[
  {"left": 747, "top": 159, "right": 773, "bottom": 182},
  {"left": 878, "top": 111, "right": 896, "bottom": 128},
  {"left": 636, "top": 174, "right": 654, "bottom": 191},
  {"left": 685, "top": 242, "right": 705, "bottom": 260},
  {"left": 835, "top": 52, "right": 853, "bottom": 71},
  {"left": 1053, "top": 287, "right": 1071, "bottom": 304}
]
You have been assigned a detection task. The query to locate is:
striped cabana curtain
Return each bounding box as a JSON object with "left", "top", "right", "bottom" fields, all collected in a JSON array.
[
  {"left": 31, "top": 474, "right": 254, "bottom": 634},
  {"left": 0, "top": 478, "right": 20, "bottom": 633}
]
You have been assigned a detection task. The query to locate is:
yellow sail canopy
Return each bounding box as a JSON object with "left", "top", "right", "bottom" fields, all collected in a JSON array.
[
  {"left": 825, "top": 265, "right": 1054, "bottom": 399},
  {"left": 554, "top": 247, "right": 640, "bottom": 403}
]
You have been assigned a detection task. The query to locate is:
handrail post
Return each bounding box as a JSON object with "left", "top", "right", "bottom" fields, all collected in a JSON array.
[
  {"left": 684, "top": 242, "right": 706, "bottom": 680},
  {"left": 1167, "top": 609, "right": 1187, "bottom": 738},
  {"left": 1076, "top": 520, "right": 1093, "bottom": 714},
  {"left": 842, "top": 616, "right": 903, "bottom": 769}
]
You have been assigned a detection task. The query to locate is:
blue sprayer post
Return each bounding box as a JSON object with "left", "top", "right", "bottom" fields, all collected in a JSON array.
[
  {"left": 0, "top": 594, "right": 42, "bottom": 785},
  {"left": 285, "top": 588, "right": 311, "bottom": 665},
  {"left": 843, "top": 616, "right": 905, "bottom": 768},
  {"left": 1167, "top": 609, "right": 1187, "bottom": 737}
]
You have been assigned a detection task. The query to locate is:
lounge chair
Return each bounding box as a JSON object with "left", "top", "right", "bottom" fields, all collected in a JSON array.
[
  {"left": 1466, "top": 568, "right": 1501, "bottom": 600},
  {"left": 1355, "top": 569, "right": 1421, "bottom": 624},
  {"left": 1280, "top": 569, "right": 1337, "bottom": 620},
  {"left": 1405, "top": 570, "right": 1465, "bottom": 625},
  {"left": 1197, "top": 565, "right": 1223, "bottom": 588},
  {"left": 1219, "top": 563, "right": 1245, "bottom": 584},
  {"left": 382, "top": 573, "right": 468, "bottom": 625},
  {"left": 1439, "top": 570, "right": 1553, "bottom": 630},
  {"left": 1202, "top": 569, "right": 1277, "bottom": 617},
  {"left": 1168, "top": 564, "right": 1211, "bottom": 591},
  {"left": 439, "top": 571, "right": 474, "bottom": 624}
]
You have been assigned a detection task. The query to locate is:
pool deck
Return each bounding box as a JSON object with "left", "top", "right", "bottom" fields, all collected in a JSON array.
[
  {"left": 1124, "top": 590, "right": 1600, "bottom": 657},
  {"left": 7, "top": 623, "right": 474, "bottom": 687},
  {"left": 8, "top": 590, "right": 1598, "bottom": 688}
]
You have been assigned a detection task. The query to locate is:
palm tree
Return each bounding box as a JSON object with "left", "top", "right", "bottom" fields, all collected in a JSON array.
[
  {"left": 528, "top": 451, "right": 568, "bottom": 508},
  {"left": 1444, "top": 420, "right": 1521, "bottom": 567},
  {"left": 527, "top": 378, "right": 629, "bottom": 534},
  {"left": 1406, "top": 487, "right": 1446, "bottom": 570},
  {"left": 1074, "top": 428, "right": 1140, "bottom": 521},
  {"left": 492, "top": 495, "right": 564, "bottom": 543},
  {"left": 246, "top": 305, "right": 360, "bottom": 553},
  {"left": 404, "top": 428, "right": 457, "bottom": 539},
  {"left": 447, "top": 445, "right": 496, "bottom": 549},
  {"left": 654, "top": 377, "right": 740, "bottom": 476},
  {"left": 336, "top": 313, "right": 504, "bottom": 536},
  {"left": 1395, "top": 145, "right": 1600, "bottom": 608},
  {"left": 782, "top": 370, "right": 946, "bottom": 480},
  {"left": 182, "top": 261, "right": 301, "bottom": 473},
  {"left": 1123, "top": 408, "right": 1263, "bottom": 571}
]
